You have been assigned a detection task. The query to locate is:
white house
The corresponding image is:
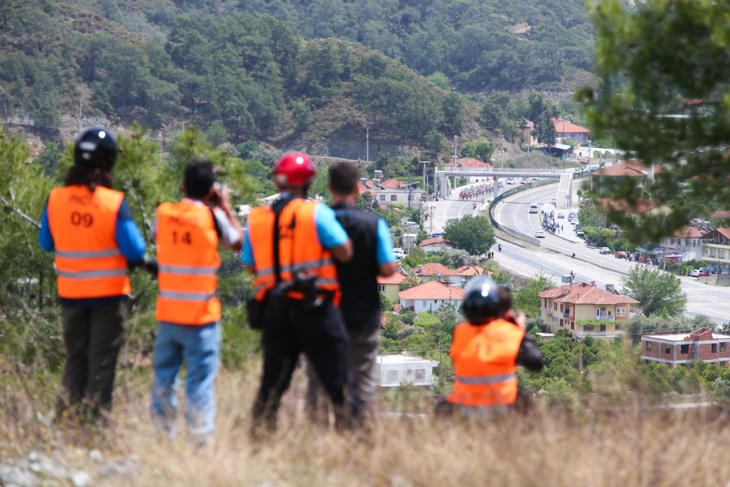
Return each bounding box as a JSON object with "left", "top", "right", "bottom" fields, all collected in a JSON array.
[
  {"left": 375, "top": 354, "right": 440, "bottom": 388},
  {"left": 418, "top": 235, "right": 455, "bottom": 253},
  {"left": 659, "top": 226, "right": 706, "bottom": 262},
  {"left": 414, "top": 263, "right": 466, "bottom": 287},
  {"left": 399, "top": 280, "right": 464, "bottom": 313}
]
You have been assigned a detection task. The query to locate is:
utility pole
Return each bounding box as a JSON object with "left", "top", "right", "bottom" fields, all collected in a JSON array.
[
  {"left": 453, "top": 135, "right": 459, "bottom": 168},
  {"left": 501, "top": 138, "right": 505, "bottom": 170},
  {"left": 588, "top": 140, "right": 593, "bottom": 192},
  {"left": 366, "top": 128, "right": 369, "bottom": 164},
  {"left": 78, "top": 95, "right": 83, "bottom": 133}
]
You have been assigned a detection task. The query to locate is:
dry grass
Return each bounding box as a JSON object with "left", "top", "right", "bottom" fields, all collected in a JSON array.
[{"left": 2, "top": 363, "right": 730, "bottom": 487}]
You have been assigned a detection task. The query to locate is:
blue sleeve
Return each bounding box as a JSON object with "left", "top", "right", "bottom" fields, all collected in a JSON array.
[
  {"left": 241, "top": 221, "right": 254, "bottom": 266},
  {"left": 315, "top": 204, "right": 349, "bottom": 249},
  {"left": 115, "top": 199, "right": 146, "bottom": 263},
  {"left": 376, "top": 218, "right": 396, "bottom": 264},
  {"left": 38, "top": 205, "right": 55, "bottom": 252}
]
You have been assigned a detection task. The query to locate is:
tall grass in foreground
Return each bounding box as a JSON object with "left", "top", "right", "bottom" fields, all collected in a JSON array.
[{"left": 2, "top": 361, "right": 730, "bottom": 487}]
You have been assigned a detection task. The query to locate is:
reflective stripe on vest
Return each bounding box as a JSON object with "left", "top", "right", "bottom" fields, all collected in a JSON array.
[
  {"left": 454, "top": 373, "right": 517, "bottom": 384},
  {"left": 155, "top": 200, "right": 220, "bottom": 326},
  {"left": 448, "top": 319, "right": 524, "bottom": 408},
  {"left": 47, "top": 185, "right": 130, "bottom": 299},
  {"left": 248, "top": 199, "right": 340, "bottom": 304}
]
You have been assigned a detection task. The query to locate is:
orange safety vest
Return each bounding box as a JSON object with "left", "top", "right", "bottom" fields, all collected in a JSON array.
[
  {"left": 448, "top": 319, "right": 525, "bottom": 408},
  {"left": 47, "top": 185, "right": 131, "bottom": 299},
  {"left": 248, "top": 198, "right": 340, "bottom": 304},
  {"left": 155, "top": 200, "right": 221, "bottom": 325}
]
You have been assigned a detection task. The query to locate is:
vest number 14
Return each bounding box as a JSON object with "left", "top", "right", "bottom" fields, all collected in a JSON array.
[{"left": 172, "top": 231, "right": 192, "bottom": 245}]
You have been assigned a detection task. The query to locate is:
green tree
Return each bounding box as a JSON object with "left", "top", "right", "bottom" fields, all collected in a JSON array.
[
  {"left": 460, "top": 138, "right": 495, "bottom": 163},
  {"left": 513, "top": 272, "right": 556, "bottom": 317},
  {"left": 621, "top": 266, "right": 686, "bottom": 317},
  {"left": 579, "top": 0, "right": 730, "bottom": 243},
  {"left": 443, "top": 215, "right": 495, "bottom": 256}
]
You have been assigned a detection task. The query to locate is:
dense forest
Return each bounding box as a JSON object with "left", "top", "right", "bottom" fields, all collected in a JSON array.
[{"left": 0, "top": 0, "right": 591, "bottom": 156}]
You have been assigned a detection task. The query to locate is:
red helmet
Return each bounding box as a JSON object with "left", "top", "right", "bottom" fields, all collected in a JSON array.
[{"left": 274, "top": 152, "right": 315, "bottom": 187}]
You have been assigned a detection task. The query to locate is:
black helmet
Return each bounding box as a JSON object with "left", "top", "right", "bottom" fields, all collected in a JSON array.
[
  {"left": 462, "top": 276, "right": 500, "bottom": 324},
  {"left": 74, "top": 127, "right": 117, "bottom": 171}
]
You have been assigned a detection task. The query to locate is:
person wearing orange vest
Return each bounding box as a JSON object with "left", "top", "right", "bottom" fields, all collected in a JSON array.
[
  {"left": 38, "top": 127, "right": 147, "bottom": 421},
  {"left": 150, "top": 159, "right": 242, "bottom": 441},
  {"left": 446, "top": 276, "right": 543, "bottom": 417},
  {"left": 242, "top": 152, "right": 353, "bottom": 434}
]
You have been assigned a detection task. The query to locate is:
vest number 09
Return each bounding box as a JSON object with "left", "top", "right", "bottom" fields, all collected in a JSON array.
[
  {"left": 172, "top": 231, "right": 192, "bottom": 245},
  {"left": 70, "top": 211, "right": 93, "bottom": 227}
]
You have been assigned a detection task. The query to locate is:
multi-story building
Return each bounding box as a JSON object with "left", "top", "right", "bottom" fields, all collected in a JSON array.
[
  {"left": 377, "top": 272, "right": 408, "bottom": 304},
  {"left": 641, "top": 328, "right": 730, "bottom": 368},
  {"left": 539, "top": 282, "right": 638, "bottom": 336},
  {"left": 701, "top": 228, "right": 730, "bottom": 273},
  {"left": 659, "top": 226, "right": 706, "bottom": 263}
]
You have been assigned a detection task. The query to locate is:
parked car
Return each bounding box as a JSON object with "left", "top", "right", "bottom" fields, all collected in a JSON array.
[
  {"left": 576, "top": 230, "right": 585, "bottom": 238},
  {"left": 698, "top": 269, "right": 711, "bottom": 276},
  {"left": 535, "top": 230, "right": 546, "bottom": 238},
  {"left": 599, "top": 247, "right": 611, "bottom": 254},
  {"left": 580, "top": 158, "right": 589, "bottom": 164},
  {"left": 615, "top": 251, "right": 627, "bottom": 258},
  {"left": 689, "top": 268, "right": 700, "bottom": 277}
]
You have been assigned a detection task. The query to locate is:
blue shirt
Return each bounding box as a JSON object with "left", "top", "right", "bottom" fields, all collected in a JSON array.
[
  {"left": 241, "top": 201, "right": 348, "bottom": 266},
  {"left": 375, "top": 218, "right": 396, "bottom": 265},
  {"left": 38, "top": 196, "right": 147, "bottom": 307}
]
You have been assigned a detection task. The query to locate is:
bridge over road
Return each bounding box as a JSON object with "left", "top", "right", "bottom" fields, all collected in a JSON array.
[{"left": 434, "top": 167, "right": 573, "bottom": 208}]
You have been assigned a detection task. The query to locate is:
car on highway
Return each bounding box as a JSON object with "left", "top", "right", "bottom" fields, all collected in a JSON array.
[
  {"left": 520, "top": 178, "right": 530, "bottom": 184},
  {"left": 506, "top": 178, "right": 516, "bottom": 185},
  {"left": 557, "top": 211, "right": 565, "bottom": 219},
  {"left": 598, "top": 247, "right": 611, "bottom": 254},
  {"left": 535, "top": 231, "right": 546, "bottom": 238},
  {"left": 531, "top": 177, "right": 538, "bottom": 181},
  {"left": 576, "top": 230, "right": 585, "bottom": 238},
  {"left": 529, "top": 203, "right": 539, "bottom": 214}
]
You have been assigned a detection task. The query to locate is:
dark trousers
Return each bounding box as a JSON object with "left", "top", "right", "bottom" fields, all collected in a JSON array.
[
  {"left": 252, "top": 297, "right": 350, "bottom": 432},
  {"left": 57, "top": 301, "right": 127, "bottom": 420}
]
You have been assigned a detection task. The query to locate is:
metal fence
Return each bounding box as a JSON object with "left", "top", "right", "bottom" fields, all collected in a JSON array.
[{"left": 487, "top": 180, "right": 556, "bottom": 247}]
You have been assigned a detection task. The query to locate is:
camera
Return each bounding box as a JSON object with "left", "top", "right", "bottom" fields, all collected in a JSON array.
[{"left": 272, "top": 272, "right": 322, "bottom": 310}]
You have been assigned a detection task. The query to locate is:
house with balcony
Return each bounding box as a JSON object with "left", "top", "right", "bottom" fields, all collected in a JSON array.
[
  {"left": 641, "top": 328, "right": 730, "bottom": 368},
  {"left": 539, "top": 282, "right": 639, "bottom": 336},
  {"left": 398, "top": 280, "right": 464, "bottom": 313},
  {"left": 658, "top": 226, "right": 707, "bottom": 263},
  {"left": 701, "top": 228, "right": 730, "bottom": 273}
]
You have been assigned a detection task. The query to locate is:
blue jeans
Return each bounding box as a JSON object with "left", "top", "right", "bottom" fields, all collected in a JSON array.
[{"left": 150, "top": 321, "right": 221, "bottom": 437}]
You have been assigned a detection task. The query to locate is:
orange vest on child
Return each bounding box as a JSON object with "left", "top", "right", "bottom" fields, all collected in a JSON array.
[{"left": 155, "top": 200, "right": 220, "bottom": 325}]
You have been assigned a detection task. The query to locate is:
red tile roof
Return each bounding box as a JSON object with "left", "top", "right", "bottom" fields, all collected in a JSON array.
[
  {"left": 671, "top": 226, "right": 705, "bottom": 238},
  {"left": 521, "top": 120, "right": 534, "bottom": 129},
  {"left": 596, "top": 160, "right": 663, "bottom": 177},
  {"left": 377, "top": 272, "right": 408, "bottom": 285},
  {"left": 445, "top": 157, "right": 493, "bottom": 169},
  {"left": 380, "top": 178, "right": 403, "bottom": 189},
  {"left": 419, "top": 235, "right": 454, "bottom": 248},
  {"left": 539, "top": 283, "right": 639, "bottom": 306},
  {"left": 456, "top": 265, "right": 485, "bottom": 276},
  {"left": 414, "top": 263, "right": 461, "bottom": 276},
  {"left": 554, "top": 121, "right": 591, "bottom": 134},
  {"left": 597, "top": 197, "right": 664, "bottom": 215},
  {"left": 398, "top": 280, "right": 464, "bottom": 300}
]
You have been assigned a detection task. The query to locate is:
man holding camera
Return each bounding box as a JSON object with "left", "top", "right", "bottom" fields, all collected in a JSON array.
[
  {"left": 242, "top": 153, "right": 353, "bottom": 434},
  {"left": 150, "top": 159, "right": 242, "bottom": 442}
]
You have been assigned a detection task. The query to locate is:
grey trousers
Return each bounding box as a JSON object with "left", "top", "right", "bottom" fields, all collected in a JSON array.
[
  {"left": 57, "top": 300, "right": 127, "bottom": 420},
  {"left": 307, "top": 327, "right": 380, "bottom": 426}
]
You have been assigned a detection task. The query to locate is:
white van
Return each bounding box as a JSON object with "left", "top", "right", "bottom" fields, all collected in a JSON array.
[
  {"left": 529, "top": 204, "right": 539, "bottom": 214},
  {"left": 393, "top": 248, "right": 405, "bottom": 259},
  {"left": 405, "top": 221, "right": 419, "bottom": 228}
]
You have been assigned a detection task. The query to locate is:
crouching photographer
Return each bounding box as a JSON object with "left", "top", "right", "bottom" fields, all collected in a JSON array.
[{"left": 435, "top": 276, "right": 543, "bottom": 420}]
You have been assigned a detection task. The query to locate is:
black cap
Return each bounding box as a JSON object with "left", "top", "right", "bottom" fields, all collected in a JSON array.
[
  {"left": 74, "top": 127, "right": 117, "bottom": 171},
  {"left": 462, "top": 276, "right": 500, "bottom": 324}
]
